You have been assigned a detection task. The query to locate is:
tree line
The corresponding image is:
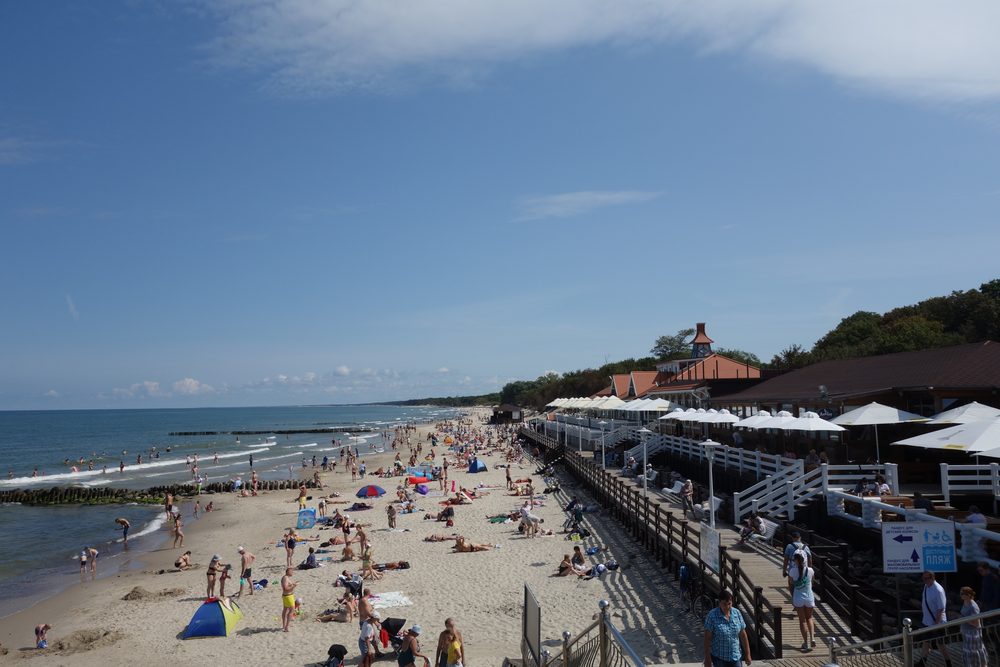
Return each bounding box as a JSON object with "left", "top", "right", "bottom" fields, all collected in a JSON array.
[{"left": 385, "top": 279, "right": 1000, "bottom": 408}]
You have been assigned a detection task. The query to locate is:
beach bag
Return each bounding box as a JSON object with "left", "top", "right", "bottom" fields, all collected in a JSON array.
[{"left": 446, "top": 519, "right": 454, "bottom": 527}]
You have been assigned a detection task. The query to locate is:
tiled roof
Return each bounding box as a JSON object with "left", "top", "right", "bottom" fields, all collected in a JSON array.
[
  {"left": 630, "top": 371, "right": 664, "bottom": 398},
  {"left": 612, "top": 374, "right": 631, "bottom": 398},
  {"left": 711, "top": 341, "right": 1000, "bottom": 403}
]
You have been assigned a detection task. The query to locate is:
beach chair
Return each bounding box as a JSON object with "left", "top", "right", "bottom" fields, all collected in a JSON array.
[
  {"left": 694, "top": 497, "right": 724, "bottom": 523},
  {"left": 662, "top": 480, "right": 684, "bottom": 500}
]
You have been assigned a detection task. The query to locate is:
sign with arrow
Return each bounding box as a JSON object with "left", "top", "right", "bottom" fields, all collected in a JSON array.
[{"left": 882, "top": 522, "right": 956, "bottom": 573}]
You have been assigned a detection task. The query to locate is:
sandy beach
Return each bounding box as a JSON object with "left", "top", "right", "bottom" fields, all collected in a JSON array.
[{"left": 0, "top": 411, "right": 707, "bottom": 666}]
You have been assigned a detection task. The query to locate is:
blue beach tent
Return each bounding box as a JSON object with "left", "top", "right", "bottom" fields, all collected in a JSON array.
[
  {"left": 467, "top": 459, "right": 486, "bottom": 473},
  {"left": 297, "top": 508, "right": 317, "bottom": 530},
  {"left": 184, "top": 597, "right": 244, "bottom": 639}
]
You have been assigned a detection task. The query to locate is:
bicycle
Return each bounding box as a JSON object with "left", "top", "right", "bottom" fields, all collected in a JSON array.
[{"left": 680, "top": 578, "right": 715, "bottom": 621}]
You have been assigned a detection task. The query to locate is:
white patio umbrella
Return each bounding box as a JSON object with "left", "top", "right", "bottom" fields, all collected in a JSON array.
[
  {"left": 658, "top": 407, "right": 688, "bottom": 420},
  {"left": 779, "top": 411, "right": 847, "bottom": 432},
  {"left": 733, "top": 410, "right": 772, "bottom": 428},
  {"left": 927, "top": 401, "right": 1000, "bottom": 425},
  {"left": 752, "top": 410, "right": 798, "bottom": 430},
  {"left": 703, "top": 408, "right": 740, "bottom": 424},
  {"left": 894, "top": 416, "right": 1000, "bottom": 454},
  {"left": 694, "top": 409, "right": 719, "bottom": 422},
  {"left": 601, "top": 396, "right": 625, "bottom": 410},
  {"left": 831, "top": 402, "right": 927, "bottom": 463},
  {"left": 676, "top": 408, "right": 707, "bottom": 422}
]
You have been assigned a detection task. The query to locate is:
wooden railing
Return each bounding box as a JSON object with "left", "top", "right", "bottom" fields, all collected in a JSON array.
[
  {"left": 539, "top": 433, "right": 786, "bottom": 659},
  {"left": 520, "top": 425, "right": 890, "bottom": 650}
]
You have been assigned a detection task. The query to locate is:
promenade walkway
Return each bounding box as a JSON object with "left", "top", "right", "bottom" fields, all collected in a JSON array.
[
  {"left": 528, "top": 428, "right": 863, "bottom": 661},
  {"left": 626, "top": 472, "right": 858, "bottom": 660}
]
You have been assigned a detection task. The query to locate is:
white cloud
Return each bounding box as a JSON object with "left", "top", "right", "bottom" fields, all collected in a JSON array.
[
  {"left": 44, "top": 390, "right": 59, "bottom": 397},
  {"left": 437, "top": 367, "right": 450, "bottom": 374},
  {"left": 335, "top": 366, "right": 351, "bottom": 376},
  {"left": 515, "top": 191, "right": 659, "bottom": 222},
  {"left": 66, "top": 295, "right": 79, "bottom": 320},
  {"left": 173, "top": 378, "right": 215, "bottom": 395},
  {"left": 197, "top": 1, "right": 1000, "bottom": 102}
]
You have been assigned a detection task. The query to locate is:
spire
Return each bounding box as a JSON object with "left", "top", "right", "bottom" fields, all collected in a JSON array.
[{"left": 691, "top": 323, "right": 713, "bottom": 358}]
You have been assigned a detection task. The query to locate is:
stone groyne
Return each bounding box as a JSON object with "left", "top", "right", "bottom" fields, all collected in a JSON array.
[{"left": 0, "top": 479, "right": 320, "bottom": 505}]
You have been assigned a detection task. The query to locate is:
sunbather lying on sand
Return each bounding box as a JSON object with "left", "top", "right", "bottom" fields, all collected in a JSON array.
[
  {"left": 373, "top": 560, "right": 410, "bottom": 571},
  {"left": 461, "top": 487, "right": 489, "bottom": 498},
  {"left": 453, "top": 536, "right": 494, "bottom": 553},
  {"left": 424, "top": 534, "right": 459, "bottom": 542}
]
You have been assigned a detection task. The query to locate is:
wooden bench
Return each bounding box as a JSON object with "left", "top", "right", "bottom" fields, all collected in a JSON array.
[{"left": 749, "top": 518, "right": 780, "bottom": 553}]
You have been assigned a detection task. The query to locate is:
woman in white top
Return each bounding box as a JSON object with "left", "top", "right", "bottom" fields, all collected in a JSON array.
[{"left": 787, "top": 552, "right": 816, "bottom": 649}]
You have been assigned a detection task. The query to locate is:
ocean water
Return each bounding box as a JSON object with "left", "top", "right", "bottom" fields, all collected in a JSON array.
[{"left": 0, "top": 405, "right": 459, "bottom": 617}]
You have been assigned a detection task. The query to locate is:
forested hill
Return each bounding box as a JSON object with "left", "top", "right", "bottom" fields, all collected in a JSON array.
[{"left": 385, "top": 279, "right": 1000, "bottom": 410}]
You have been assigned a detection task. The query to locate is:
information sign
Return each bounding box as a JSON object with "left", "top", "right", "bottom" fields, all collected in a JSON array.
[{"left": 881, "top": 522, "right": 956, "bottom": 573}]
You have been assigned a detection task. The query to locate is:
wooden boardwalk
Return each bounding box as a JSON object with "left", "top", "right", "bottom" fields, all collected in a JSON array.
[{"left": 617, "top": 473, "right": 861, "bottom": 659}]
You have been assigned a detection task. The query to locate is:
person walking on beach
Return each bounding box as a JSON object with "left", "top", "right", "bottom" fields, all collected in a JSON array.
[
  {"left": 359, "top": 611, "right": 381, "bottom": 667},
  {"left": 298, "top": 485, "right": 308, "bottom": 510},
  {"left": 387, "top": 503, "right": 397, "bottom": 530},
  {"left": 917, "top": 570, "right": 951, "bottom": 667},
  {"left": 436, "top": 619, "right": 465, "bottom": 667},
  {"left": 165, "top": 493, "right": 174, "bottom": 521},
  {"left": 172, "top": 516, "right": 185, "bottom": 548},
  {"left": 236, "top": 546, "right": 256, "bottom": 598},
  {"left": 398, "top": 625, "right": 429, "bottom": 667},
  {"left": 115, "top": 517, "right": 130, "bottom": 544},
  {"left": 193, "top": 501, "right": 200, "bottom": 518},
  {"left": 280, "top": 568, "right": 298, "bottom": 632},
  {"left": 703, "top": 590, "right": 751, "bottom": 667}
]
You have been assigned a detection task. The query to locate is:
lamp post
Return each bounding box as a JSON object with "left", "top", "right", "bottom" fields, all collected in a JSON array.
[
  {"left": 638, "top": 428, "right": 652, "bottom": 498},
  {"left": 599, "top": 421, "right": 608, "bottom": 471},
  {"left": 702, "top": 439, "right": 718, "bottom": 528}
]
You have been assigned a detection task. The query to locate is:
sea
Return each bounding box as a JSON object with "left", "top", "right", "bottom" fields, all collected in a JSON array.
[{"left": 0, "top": 405, "right": 461, "bottom": 618}]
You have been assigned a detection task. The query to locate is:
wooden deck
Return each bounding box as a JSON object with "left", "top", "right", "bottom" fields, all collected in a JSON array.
[{"left": 622, "top": 475, "right": 861, "bottom": 660}]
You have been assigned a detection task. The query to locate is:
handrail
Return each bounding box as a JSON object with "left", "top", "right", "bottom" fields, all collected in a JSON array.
[
  {"left": 602, "top": 618, "right": 644, "bottom": 667},
  {"left": 831, "top": 606, "right": 1000, "bottom": 663}
]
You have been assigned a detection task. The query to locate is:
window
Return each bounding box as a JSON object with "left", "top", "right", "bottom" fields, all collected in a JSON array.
[{"left": 906, "top": 394, "right": 936, "bottom": 418}]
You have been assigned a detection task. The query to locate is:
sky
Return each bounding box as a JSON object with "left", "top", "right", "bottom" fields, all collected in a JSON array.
[{"left": 2, "top": 1, "right": 1000, "bottom": 410}]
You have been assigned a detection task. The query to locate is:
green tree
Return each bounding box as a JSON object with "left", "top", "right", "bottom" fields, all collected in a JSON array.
[
  {"left": 650, "top": 328, "right": 695, "bottom": 360},
  {"left": 769, "top": 344, "right": 812, "bottom": 370}
]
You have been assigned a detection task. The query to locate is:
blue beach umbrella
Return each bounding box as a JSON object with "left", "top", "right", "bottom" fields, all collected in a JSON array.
[{"left": 357, "top": 485, "right": 386, "bottom": 498}]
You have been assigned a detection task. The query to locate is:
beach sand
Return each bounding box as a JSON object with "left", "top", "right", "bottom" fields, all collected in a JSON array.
[{"left": 0, "top": 412, "right": 707, "bottom": 666}]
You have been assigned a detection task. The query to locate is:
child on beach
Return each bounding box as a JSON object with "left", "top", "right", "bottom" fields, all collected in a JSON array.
[{"left": 35, "top": 623, "right": 51, "bottom": 649}]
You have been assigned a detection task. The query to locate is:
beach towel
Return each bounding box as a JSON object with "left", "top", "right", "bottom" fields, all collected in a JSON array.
[{"left": 370, "top": 591, "right": 413, "bottom": 609}]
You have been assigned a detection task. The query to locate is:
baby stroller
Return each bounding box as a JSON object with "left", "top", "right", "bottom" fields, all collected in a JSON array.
[
  {"left": 382, "top": 618, "right": 407, "bottom": 656},
  {"left": 317, "top": 644, "right": 348, "bottom": 667}
]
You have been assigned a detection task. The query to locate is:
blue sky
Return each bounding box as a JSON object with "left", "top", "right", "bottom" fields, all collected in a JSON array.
[{"left": 3, "top": 1, "right": 1000, "bottom": 409}]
